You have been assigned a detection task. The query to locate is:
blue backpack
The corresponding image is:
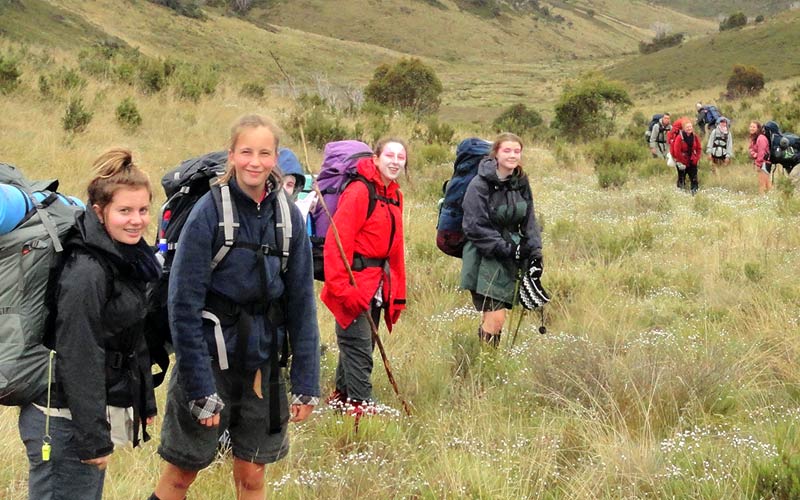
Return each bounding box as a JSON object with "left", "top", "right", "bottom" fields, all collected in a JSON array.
[{"left": 435, "top": 138, "right": 492, "bottom": 258}]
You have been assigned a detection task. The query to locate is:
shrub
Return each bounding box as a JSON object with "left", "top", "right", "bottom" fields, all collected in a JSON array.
[
  {"left": 290, "top": 107, "right": 349, "bottom": 150},
  {"left": 364, "top": 58, "right": 443, "bottom": 115},
  {"left": 174, "top": 64, "right": 219, "bottom": 102},
  {"left": 52, "top": 67, "right": 86, "bottom": 91},
  {"left": 720, "top": 12, "right": 747, "bottom": 31},
  {"left": 116, "top": 97, "right": 142, "bottom": 130},
  {"left": 417, "top": 143, "right": 450, "bottom": 166},
  {"left": 552, "top": 73, "right": 632, "bottom": 141},
  {"left": 148, "top": 0, "right": 205, "bottom": 19},
  {"left": 0, "top": 54, "right": 21, "bottom": 94},
  {"left": 424, "top": 118, "right": 455, "bottom": 145},
  {"left": 755, "top": 14, "right": 765, "bottom": 23},
  {"left": 726, "top": 64, "right": 765, "bottom": 97},
  {"left": 595, "top": 163, "right": 628, "bottom": 188},
  {"left": 38, "top": 75, "right": 51, "bottom": 97},
  {"left": 588, "top": 138, "right": 646, "bottom": 166},
  {"left": 638, "top": 32, "right": 684, "bottom": 54},
  {"left": 240, "top": 81, "right": 265, "bottom": 99},
  {"left": 492, "top": 103, "right": 543, "bottom": 135},
  {"left": 138, "top": 59, "right": 167, "bottom": 94},
  {"left": 62, "top": 97, "right": 93, "bottom": 133}
]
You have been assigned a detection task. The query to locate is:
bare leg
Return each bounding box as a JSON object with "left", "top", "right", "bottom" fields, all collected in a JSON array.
[
  {"left": 233, "top": 457, "right": 266, "bottom": 500},
  {"left": 153, "top": 462, "right": 198, "bottom": 500}
]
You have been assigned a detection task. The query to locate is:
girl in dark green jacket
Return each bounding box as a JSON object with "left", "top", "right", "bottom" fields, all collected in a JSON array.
[{"left": 460, "top": 133, "right": 542, "bottom": 346}]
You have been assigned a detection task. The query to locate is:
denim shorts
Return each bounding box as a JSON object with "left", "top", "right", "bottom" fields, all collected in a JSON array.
[
  {"left": 157, "top": 362, "right": 289, "bottom": 471},
  {"left": 18, "top": 404, "right": 105, "bottom": 500}
]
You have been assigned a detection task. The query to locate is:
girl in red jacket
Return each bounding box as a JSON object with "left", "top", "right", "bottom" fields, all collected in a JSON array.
[
  {"left": 320, "top": 138, "right": 407, "bottom": 418},
  {"left": 669, "top": 120, "right": 703, "bottom": 194},
  {"left": 749, "top": 120, "right": 772, "bottom": 194}
]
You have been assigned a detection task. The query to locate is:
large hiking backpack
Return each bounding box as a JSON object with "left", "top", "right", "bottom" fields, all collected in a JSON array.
[
  {"left": 710, "top": 130, "right": 730, "bottom": 159},
  {"left": 764, "top": 121, "right": 800, "bottom": 172},
  {"left": 145, "top": 151, "right": 293, "bottom": 386},
  {"left": 698, "top": 105, "right": 721, "bottom": 131},
  {"left": 0, "top": 163, "right": 84, "bottom": 406},
  {"left": 308, "top": 140, "right": 391, "bottom": 281},
  {"left": 667, "top": 117, "right": 689, "bottom": 146},
  {"left": 435, "top": 137, "right": 492, "bottom": 258},
  {"left": 644, "top": 114, "right": 665, "bottom": 144}
]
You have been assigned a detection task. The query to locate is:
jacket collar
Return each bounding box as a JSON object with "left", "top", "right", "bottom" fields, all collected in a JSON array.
[{"left": 477, "top": 157, "right": 526, "bottom": 187}]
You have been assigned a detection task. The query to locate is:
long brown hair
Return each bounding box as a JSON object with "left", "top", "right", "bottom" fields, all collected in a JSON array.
[
  {"left": 749, "top": 120, "right": 764, "bottom": 143},
  {"left": 87, "top": 148, "right": 151, "bottom": 210},
  {"left": 218, "top": 114, "right": 283, "bottom": 185}
]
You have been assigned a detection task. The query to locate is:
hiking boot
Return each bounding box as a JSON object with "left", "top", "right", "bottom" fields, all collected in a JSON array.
[
  {"left": 325, "top": 389, "right": 347, "bottom": 409},
  {"left": 344, "top": 400, "right": 378, "bottom": 421},
  {"left": 691, "top": 187, "right": 698, "bottom": 196}
]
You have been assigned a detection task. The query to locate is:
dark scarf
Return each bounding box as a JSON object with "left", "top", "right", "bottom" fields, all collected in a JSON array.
[{"left": 115, "top": 240, "right": 162, "bottom": 283}]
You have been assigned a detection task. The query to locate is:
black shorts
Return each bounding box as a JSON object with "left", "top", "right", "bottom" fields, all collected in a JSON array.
[
  {"left": 158, "top": 362, "right": 289, "bottom": 471},
  {"left": 470, "top": 291, "right": 512, "bottom": 312}
]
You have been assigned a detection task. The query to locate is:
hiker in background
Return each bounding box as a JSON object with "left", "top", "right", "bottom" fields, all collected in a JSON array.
[
  {"left": 18, "top": 148, "right": 159, "bottom": 500},
  {"left": 321, "top": 137, "right": 407, "bottom": 419},
  {"left": 279, "top": 147, "right": 317, "bottom": 222},
  {"left": 696, "top": 102, "right": 721, "bottom": 135},
  {"left": 649, "top": 113, "right": 672, "bottom": 159},
  {"left": 151, "top": 114, "right": 320, "bottom": 500},
  {"left": 670, "top": 120, "right": 702, "bottom": 195},
  {"left": 749, "top": 120, "right": 772, "bottom": 194},
  {"left": 460, "top": 132, "right": 542, "bottom": 347},
  {"left": 706, "top": 117, "right": 734, "bottom": 175}
]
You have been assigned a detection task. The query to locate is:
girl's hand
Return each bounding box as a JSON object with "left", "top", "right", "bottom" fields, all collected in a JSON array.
[
  {"left": 290, "top": 404, "right": 314, "bottom": 423},
  {"left": 81, "top": 454, "right": 111, "bottom": 471}
]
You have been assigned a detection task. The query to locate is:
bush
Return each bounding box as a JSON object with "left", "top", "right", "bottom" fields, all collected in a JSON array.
[
  {"left": 552, "top": 74, "right": 632, "bottom": 141},
  {"left": 588, "top": 138, "right": 647, "bottom": 166},
  {"left": 240, "top": 81, "right": 265, "bottom": 99},
  {"left": 424, "top": 118, "right": 455, "bottom": 145},
  {"left": 52, "top": 67, "right": 86, "bottom": 91},
  {"left": 726, "top": 64, "right": 765, "bottom": 97},
  {"left": 62, "top": 97, "right": 93, "bottom": 133},
  {"left": 755, "top": 14, "right": 765, "bottom": 23},
  {"left": 0, "top": 54, "right": 21, "bottom": 94},
  {"left": 638, "top": 32, "right": 684, "bottom": 54},
  {"left": 116, "top": 97, "right": 142, "bottom": 130},
  {"left": 138, "top": 59, "right": 167, "bottom": 94},
  {"left": 38, "top": 75, "right": 51, "bottom": 97},
  {"left": 417, "top": 143, "right": 450, "bottom": 166},
  {"left": 290, "top": 107, "right": 350, "bottom": 150},
  {"left": 595, "top": 163, "right": 629, "bottom": 188},
  {"left": 720, "top": 12, "right": 747, "bottom": 31},
  {"left": 174, "top": 64, "right": 219, "bottom": 102},
  {"left": 364, "top": 58, "right": 443, "bottom": 115},
  {"left": 492, "top": 103, "right": 543, "bottom": 135},
  {"left": 148, "top": 0, "right": 205, "bottom": 19}
]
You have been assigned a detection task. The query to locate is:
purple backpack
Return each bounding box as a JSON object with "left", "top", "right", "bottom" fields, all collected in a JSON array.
[{"left": 309, "top": 140, "right": 374, "bottom": 281}]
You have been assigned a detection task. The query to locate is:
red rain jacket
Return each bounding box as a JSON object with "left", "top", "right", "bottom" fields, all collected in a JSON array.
[
  {"left": 670, "top": 130, "right": 702, "bottom": 167},
  {"left": 320, "top": 157, "right": 406, "bottom": 331}
]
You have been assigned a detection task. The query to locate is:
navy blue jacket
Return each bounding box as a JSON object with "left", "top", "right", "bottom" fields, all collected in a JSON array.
[{"left": 168, "top": 176, "right": 320, "bottom": 401}]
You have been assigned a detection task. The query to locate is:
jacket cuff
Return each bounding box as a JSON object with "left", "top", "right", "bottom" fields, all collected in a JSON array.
[
  {"left": 77, "top": 443, "right": 114, "bottom": 461},
  {"left": 291, "top": 394, "right": 320, "bottom": 406}
]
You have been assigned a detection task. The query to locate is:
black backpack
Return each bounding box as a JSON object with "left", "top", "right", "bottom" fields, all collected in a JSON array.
[
  {"left": 644, "top": 114, "right": 665, "bottom": 144},
  {"left": 144, "top": 152, "right": 292, "bottom": 387}
]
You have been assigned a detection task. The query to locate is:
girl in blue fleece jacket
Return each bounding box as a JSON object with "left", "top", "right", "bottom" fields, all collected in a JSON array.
[{"left": 151, "top": 114, "right": 320, "bottom": 500}]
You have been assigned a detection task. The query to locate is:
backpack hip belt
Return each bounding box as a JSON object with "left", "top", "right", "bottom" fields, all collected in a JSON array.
[{"left": 352, "top": 253, "right": 387, "bottom": 271}]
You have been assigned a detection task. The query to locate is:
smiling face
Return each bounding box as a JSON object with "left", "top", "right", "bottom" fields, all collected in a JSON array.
[
  {"left": 682, "top": 121, "right": 694, "bottom": 134},
  {"left": 495, "top": 141, "right": 522, "bottom": 175},
  {"left": 749, "top": 122, "right": 760, "bottom": 135},
  {"left": 93, "top": 187, "right": 151, "bottom": 245},
  {"left": 374, "top": 142, "right": 406, "bottom": 185},
  {"left": 228, "top": 126, "right": 277, "bottom": 201}
]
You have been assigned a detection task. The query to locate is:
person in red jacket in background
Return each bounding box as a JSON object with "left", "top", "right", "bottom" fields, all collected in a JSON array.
[
  {"left": 320, "top": 137, "right": 407, "bottom": 419},
  {"left": 670, "top": 120, "right": 703, "bottom": 195}
]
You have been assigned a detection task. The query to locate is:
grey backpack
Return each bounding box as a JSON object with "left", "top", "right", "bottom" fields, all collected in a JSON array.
[{"left": 0, "top": 163, "right": 83, "bottom": 406}]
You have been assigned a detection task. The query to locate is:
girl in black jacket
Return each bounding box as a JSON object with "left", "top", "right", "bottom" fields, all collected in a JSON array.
[{"left": 18, "top": 148, "right": 159, "bottom": 500}]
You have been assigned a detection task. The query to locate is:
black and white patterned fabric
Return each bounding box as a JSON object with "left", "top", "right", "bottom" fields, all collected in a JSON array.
[
  {"left": 519, "top": 259, "right": 550, "bottom": 310},
  {"left": 188, "top": 393, "right": 225, "bottom": 421},
  {"left": 291, "top": 394, "right": 320, "bottom": 406}
]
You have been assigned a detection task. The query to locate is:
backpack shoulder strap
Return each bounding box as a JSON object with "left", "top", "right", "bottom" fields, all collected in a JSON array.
[
  {"left": 210, "top": 181, "right": 240, "bottom": 270},
  {"left": 350, "top": 174, "right": 399, "bottom": 219},
  {"left": 273, "top": 189, "right": 292, "bottom": 274}
]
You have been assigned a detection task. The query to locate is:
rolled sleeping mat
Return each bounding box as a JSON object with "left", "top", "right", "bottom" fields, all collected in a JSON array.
[
  {"left": 31, "top": 191, "right": 86, "bottom": 209},
  {"left": 0, "top": 183, "right": 34, "bottom": 235}
]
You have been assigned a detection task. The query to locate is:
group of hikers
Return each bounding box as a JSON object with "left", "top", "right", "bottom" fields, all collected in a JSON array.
[
  {"left": 646, "top": 102, "right": 784, "bottom": 195},
  {"left": 10, "top": 113, "right": 543, "bottom": 499}
]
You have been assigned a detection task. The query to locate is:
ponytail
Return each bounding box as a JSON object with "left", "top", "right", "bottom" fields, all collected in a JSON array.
[{"left": 87, "top": 147, "right": 152, "bottom": 209}]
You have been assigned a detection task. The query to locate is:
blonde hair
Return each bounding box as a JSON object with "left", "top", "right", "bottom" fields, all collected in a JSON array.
[
  {"left": 87, "top": 148, "right": 151, "bottom": 209},
  {"left": 218, "top": 114, "right": 283, "bottom": 185}
]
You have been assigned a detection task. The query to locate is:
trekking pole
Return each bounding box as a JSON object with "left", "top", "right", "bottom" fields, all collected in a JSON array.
[
  {"left": 268, "top": 50, "right": 312, "bottom": 173},
  {"left": 509, "top": 271, "right": 525, "bottom": 347},
  {"left": 309, "top": 179, "right": 412, "bottom": 417}
]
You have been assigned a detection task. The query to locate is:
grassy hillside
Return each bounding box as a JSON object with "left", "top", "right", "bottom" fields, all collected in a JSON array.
[
  {"left": 648, "top": 0, "right": 798, "bottom": 18},
  {"left": 606, "top": 11, "right": 800, "bottom": 94}
]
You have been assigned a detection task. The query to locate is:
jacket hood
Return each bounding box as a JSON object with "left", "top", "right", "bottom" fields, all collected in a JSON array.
[
  {"left": 356, "top": 157, "right": 401, "bottom": 195},
  {"left": 477, "top": 157, "right": 526, "bottom": 188},
  {"left": 67, "top": 208, "right": 157, "bottom": 279},
  {"left": 278, "top": 148, "right": 306, "bottom": 196}
]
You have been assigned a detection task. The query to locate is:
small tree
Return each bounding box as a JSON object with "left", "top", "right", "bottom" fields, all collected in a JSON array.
[
  {"left": 364, "top": 58, "right": 443, "bottom": 116},
  {"left": 116, "top": 97, "right": 142, "bottom": 130},
  {"left": 720, "top": 12, "right": 747, "bottom": 31},
  {"left": 492, "top": 103, "right": 543, "bottom": 135},
  {"left": 726, "top": 64, "right": 765, "bottom": 97},
  {"left": 62, "top": 97, "right": 93, "bottom": 133},
  {"left": 552, "top": 74, "right": 632, "bottom": 141},
  {"left": 0, "top": 54, "right": 21, "bottom": 94}
]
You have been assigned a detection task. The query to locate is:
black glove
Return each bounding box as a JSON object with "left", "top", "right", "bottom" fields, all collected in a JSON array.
[
  {"left": 531, "top": 256, "right": 543, "bottom": 278},
  {"left": 515, "top": 243, "right": 533, "bottom": 262}
]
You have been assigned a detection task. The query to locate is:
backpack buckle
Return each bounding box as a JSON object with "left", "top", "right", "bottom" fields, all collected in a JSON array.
[{"left": 107, "top": 351, "right": 124, "bottom": 370}]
